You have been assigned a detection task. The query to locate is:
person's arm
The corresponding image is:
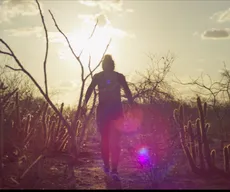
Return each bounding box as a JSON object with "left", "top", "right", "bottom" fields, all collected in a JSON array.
[
  {"left": 84, "top": 75, "right": 98, "bottom": 105},
  {"left": 119, "top": 74, "right": 133, "bottom": 105}
]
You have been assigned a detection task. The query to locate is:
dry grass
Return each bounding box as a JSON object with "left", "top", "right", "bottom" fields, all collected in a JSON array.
[{"left": 1, "top": 90, "right": 230, "bottom": 189}]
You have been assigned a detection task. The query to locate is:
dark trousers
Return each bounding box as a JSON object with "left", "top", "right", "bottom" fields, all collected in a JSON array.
[{"left": 96, "top": 103, "right": 123, "bottom": 171}]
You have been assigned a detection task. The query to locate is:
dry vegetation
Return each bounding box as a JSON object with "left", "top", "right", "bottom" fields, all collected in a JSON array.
[{"left": 0, "top": 0, "right": 230, "bottom": 189}]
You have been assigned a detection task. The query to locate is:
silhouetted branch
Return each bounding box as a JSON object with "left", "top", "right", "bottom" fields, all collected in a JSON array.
[
  {"left": 88, "top": 19, "right": 98, "bottom": 39},
  {"left": 0, "top": 39, "right": 71, "bottom": 130},
  {"left": 0, "top": 50, "right": 13, "bottom": 57},
  {"left": 5, "top": 65, "right": 22, "bottom": 72},
  {"left": 48, "top": 10, "right": 85, "bottom": 82},
  {"left": 84, "top": 38, "right": 111, "bottom": 80},
  {"left": 173, "top": 65, "right": 230, "bottom": 142},
  {"left": 35, "top": 0, "right": 49, "bottom": 96},
  {"left": 129, "top": 52, "right": 175, "bottom": 103},
  {"left": 78, "top": 19, "right": 99, "bottom": 58}
]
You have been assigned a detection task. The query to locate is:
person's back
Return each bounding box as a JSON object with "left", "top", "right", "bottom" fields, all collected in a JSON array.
[
  {"left": 94, "top": 71, "right": 126, "bottom": 105},
  {"left": 83, "top": 54, "right": 133, "bottom": 181}
]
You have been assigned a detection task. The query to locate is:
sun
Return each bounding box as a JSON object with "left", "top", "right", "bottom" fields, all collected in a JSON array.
[{"left": 58, "top": 25, "right": 115, "bottom": 70}]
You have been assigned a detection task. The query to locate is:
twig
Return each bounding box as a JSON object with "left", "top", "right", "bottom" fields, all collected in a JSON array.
[
  {"left": 35, "top": 0, "right": 49, "bottom": 96},
  {"left": 5, "top": 65, "right": 22, "bottom": 71},
  {"left": 0, "top": 50, "right": 13, "bottom": 57},
  {"left": 48, "top": 10, "right": 85, "bottom": 81},
  {"left": 19, "top": 154, "right": 44, "bottom": 180},
  {"left": 85, "top": 38, "right": 112, "bottom": 80},
  {"left": 78, "top": 19, "right": 99, "bottom": 58}
]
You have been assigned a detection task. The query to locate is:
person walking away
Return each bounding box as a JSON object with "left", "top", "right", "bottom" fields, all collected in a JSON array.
[{"left": 83, "top": 54, "right": 133, "bottom": 181}]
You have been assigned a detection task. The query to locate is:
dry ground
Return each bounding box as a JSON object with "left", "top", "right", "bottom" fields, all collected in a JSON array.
[{"left": 2, "top": 134, "right": 230, "bottom": 190}]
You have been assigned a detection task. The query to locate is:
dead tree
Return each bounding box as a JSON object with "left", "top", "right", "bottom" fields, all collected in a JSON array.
[
  {"left": 174, "top": 64, "right": 230, "bottom": 147},
  {"left": 0, "top": 0, "right": 110, "bottom": 159},
  {"left": 127, "top": 51, "right": 176, "bottom": 104}
]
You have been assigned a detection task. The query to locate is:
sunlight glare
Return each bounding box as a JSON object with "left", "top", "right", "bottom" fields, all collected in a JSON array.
[{"left": 58, "top": 24, "right": 116, "bottom": 71}]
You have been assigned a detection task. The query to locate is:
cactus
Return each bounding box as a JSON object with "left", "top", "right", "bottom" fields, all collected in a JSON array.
[
  {"left": 197, "top": 98, "right": 212, "bottom": 169},
  {"left": 227, "top": 145, "right": 230, "bottom": 157},
  {"left": 46, "top": 120, "right": 56, "bottom": 149},
  {"left": 188, "top": 121, "right": 196, "bottom": 162},
  {"left": 210, "top": 149, "right": 216, "bottom": 167},
  {"left": 0, "top": 100, "right": 4, "bottom": 187},
  {"left": 42, "top": 103, "right": 48, "bottom": 142},
  {"left": 56, "top": 103, "right": 64, "bottom": 135},
  {"left": 173, "top": 106, "right": 199, "bottom": 173},
  {"left": 24, "top": 114, "right": 32, "bottom": 136},
  {"left": 184, "top": 125, "right": 188, "bottom": 144},
  {"left": 223, "top": 146, "right": 229, "bottom": 173},
  {"left": 196, "top": 118, "right": 205, "bottom": 169},
  {"left": 15, "top": 92, "right": 21, "bottom": 131},
  {"left": 173, "top": 97, "right": 230, "bottom": 178}
]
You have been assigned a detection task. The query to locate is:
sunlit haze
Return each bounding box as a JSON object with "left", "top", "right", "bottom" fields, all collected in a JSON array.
[{"left": 1, "top": 0, "right": 230, "bottom": 105}]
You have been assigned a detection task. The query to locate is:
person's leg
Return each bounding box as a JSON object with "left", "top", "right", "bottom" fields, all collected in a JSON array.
[
  {"left": 110, "top": 126, "right": 121, "bottom": 172},
  {"left": 100, "top": 126, "right": 110, "bottom": 171},
  {"left": 110, "top": 111, "right": 123, "bottom": 173},
  {"left": 96, "top": 106, "right": 110, "bottom": 171}
]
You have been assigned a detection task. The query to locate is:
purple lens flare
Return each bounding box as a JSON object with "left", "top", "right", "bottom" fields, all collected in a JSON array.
[
  {"left": 106, "top": 79, "right": 111, "bottom": 84},
  {"left": 137, "top": 146, "right": 150, "bottom": 164}
]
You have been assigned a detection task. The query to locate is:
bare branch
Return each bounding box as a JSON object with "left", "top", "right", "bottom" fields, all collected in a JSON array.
[
  {"left": 88, "top": 55, "right": 92, "bottom": 77},
  {"left": 130, "top": 52, "right": 174, "bottom": 103},
  {"left": 88, "top": 19, "right": 98, "bottom": 39},
  {"left": 48, "top": 10, "right": 85, "bottom": 82},
  {"left": 0, "top": 50, "right": 13, "bottom": 57},
  {"left": 0, "top": 38, "right": 72, "bottom": 139},
  {"left": 78, "top": 19, "right": 99, "bottom": 58},
  {"left": 35, "top": 0, "right": 49, "bottom": 96},
  {"left": 5, "top": 65, "right": 22, "bottom": 72},
  {"left": 85, "top": 38, "right": 112, "bottom": 80}
]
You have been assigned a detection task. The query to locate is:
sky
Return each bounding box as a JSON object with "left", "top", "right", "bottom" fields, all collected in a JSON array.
[{"left": 0, "top": 0, "right": 230, "bottom": 105}]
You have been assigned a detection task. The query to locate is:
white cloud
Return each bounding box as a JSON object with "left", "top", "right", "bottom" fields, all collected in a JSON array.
[
  {"left": 58, "top": 80, "right": 78, "bottom": 89},
  {"left": 193, "top": 31, "right": 199, "bottom": 37},
  {"left": 79, "top": 0, "right": 123, "bottom": 12},
  {"left": 79, "top": 0, "right": 134, "bottom": 13},
  {"left": 78, "top": 13, "right": 135, "bottom": 39},
  {"left": 0, "top": 0, "right": 40, "bottom": 24},
  {"left": 210, "top": 8, "right": 230, "bottom": 23},
  {"left": 78, "top": 1, "right": 135, "bottom": 40},
  {"left": 48, "top": 32, "right": 67, "bottom": 44},
  {"left": 4, "top": 26, "right": 43, "bottom": 37},
  {"left": 79, "top": 13, "right": 110, "bottom": 27}
]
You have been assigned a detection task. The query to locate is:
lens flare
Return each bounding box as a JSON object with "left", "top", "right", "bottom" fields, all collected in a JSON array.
[{"left": 137, "top": 146, "right": 150, "bottom": 164}]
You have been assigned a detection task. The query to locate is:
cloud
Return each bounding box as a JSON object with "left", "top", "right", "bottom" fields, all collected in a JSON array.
[
  {"left": 193, "top": 31, "right": 199, "bottom": 37},
  {"left": 201, "top": 28, "right": 230, "bottom": 40},
  {"left": 79, "top": 0, "right": 122, "bottom": 12},
  {"left": 48, "top": 32, "right": 66, "bottom": 44},
  {"left": 59, "top": 80, "right": 78, "bottom": 89},
  {"left": 53, "top": 80, "right": 80, "bottom": 95},
  {"left": 79, "top": 13, "right": 110, "bottom": 27},
  {"left": 0, "top": 0, "right": 40, "bottom": 24},
  {"left": 4, "top": 26, "right": 43, "bottom": 37},
  {"left": 210, "top": 8, "right": 230, "bottom": 23},
  {"left": 78, "top": 13, "right": 135, "bottom": 38},
  {"left": 79, "top": 0, "right": 134, "bottom": 13},
  {"left": 78, "top": 1, "right": 135, "bottom": 40}
]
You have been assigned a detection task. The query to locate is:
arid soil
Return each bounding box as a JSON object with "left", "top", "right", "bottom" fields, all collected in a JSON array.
[{"left": 2, "top": 134, "right": 230, "bottom": 190}]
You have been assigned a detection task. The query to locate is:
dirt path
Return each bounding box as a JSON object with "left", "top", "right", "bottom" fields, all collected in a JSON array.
[{"left": 22, "top": 135, "right": 230, "bottom": 190}]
